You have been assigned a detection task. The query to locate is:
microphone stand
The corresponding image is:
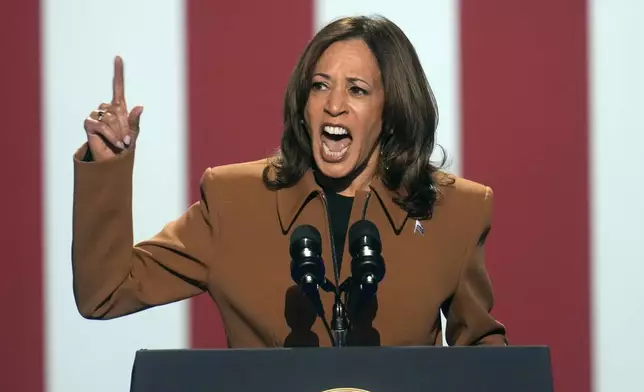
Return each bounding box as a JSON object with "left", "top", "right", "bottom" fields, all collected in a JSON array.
[
  {"left": 331, "top": 291, "right": 348, "bottom": 347},
  {"left": 331, "top": 278, "right": 356, "bottom": 347},
  {"left": 320, "top": 279, "right": 348, "bottom": 347}
]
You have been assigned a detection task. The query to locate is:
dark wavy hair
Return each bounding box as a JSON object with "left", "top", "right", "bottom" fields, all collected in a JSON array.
[{"left": 263, "top": 15, "right": 451, "bottom": 220}]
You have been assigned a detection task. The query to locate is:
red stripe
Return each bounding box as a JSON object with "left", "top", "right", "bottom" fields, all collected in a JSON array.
[
  {"left": 460, "top": 1, "right": 590, "bottom": 391},
  {"left": 186, "top": 1, "right": 314, "bottom": 348},
  {"left": 0, "top": 1, "right": 43, "bottom": 391}
]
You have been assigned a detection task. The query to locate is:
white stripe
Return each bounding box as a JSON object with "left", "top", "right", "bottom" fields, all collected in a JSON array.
[
  {"left": 315, "top": 0, "right": 461, "bottom": 345},
  {"left": 43, "top": 1, "right": 188, "bottom": 391},
  {"left": 590, "top": 1, "right": 644, "bottom": 391}
]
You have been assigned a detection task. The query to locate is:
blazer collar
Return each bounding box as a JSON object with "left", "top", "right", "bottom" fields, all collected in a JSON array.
[
  {"left": 276, "top": 169, "right": 409, "bottom": 234},
  {"left": 368, "top": 176, "right": 410, "bottom": 234}
]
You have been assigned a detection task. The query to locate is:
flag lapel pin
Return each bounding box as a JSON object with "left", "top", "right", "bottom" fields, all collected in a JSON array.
[{"left": 414, "top": 220, "right": 424, "bottom": 235}]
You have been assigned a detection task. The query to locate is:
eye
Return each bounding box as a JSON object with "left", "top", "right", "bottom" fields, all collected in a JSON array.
[
  {"left": 349, "top": 86, "right": 368, "bottom": 96},
  {"left": 311, "top": 82, "right": 328, "bottom": 91}
]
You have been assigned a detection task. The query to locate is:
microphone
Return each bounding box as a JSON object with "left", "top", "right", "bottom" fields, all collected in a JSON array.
[
  {"left": 289, "top": 224, "right": 341, "bottom": 347},
  {"left": 289, "top": 225, "right": 326, "bottom": 296},
  {"left": 348, "top": 220, "right": 385, "bottom": 297}
]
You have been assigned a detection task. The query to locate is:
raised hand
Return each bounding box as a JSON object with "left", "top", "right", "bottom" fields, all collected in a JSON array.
[{"left": 83, "top": 56, "right": 144, "bottom": 161}]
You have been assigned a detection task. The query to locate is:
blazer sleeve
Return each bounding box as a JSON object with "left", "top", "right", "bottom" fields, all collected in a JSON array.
[
  {"left": 71, "top": 144, "right": 215, "bottom": 319},
  {"left": 442, "top": 186, "right": 508, "bottom": 346}
]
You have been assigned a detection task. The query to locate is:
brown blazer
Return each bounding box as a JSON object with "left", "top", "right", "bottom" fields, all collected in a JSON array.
[{"left": 71, "top": 144, "right": 507, "bottom": 347}]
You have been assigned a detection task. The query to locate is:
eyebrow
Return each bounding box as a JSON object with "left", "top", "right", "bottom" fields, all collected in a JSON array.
[{"left": 313, "top": 73, "right": 372, "bottom": 88}]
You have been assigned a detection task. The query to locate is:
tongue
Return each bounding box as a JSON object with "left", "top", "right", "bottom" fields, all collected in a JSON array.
[{"left": 322, "top": 134, "right": 351, "bottom": 152}]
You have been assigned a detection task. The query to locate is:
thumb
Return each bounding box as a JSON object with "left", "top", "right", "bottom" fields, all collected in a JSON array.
[{"left": 128, "top": 105, "right": 144, "bottom": 134}]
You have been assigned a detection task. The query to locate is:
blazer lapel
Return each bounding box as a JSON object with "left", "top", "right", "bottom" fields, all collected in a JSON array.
[
  {"left": 368, "top": 177, "right": 409, "bottom": 234},
  {"left": 275, "top": 169, "right": 321, "bottom": 234},
  {"left": 274, "top": 165, "right": 410, "bottom": 235}
]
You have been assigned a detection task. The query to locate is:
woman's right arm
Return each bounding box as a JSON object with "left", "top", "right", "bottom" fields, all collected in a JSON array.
[{"left": 72, "top": 56, "right": 214, "bottom": 319}]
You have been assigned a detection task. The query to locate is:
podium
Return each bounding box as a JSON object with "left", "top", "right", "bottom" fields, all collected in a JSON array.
[{"left": 129, "top": 346, "right": 553, "bottom": 391}]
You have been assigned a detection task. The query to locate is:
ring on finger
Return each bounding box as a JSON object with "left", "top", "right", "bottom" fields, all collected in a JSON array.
[{"left": 97, "top": 110, "right": 105, "bottom": 121}]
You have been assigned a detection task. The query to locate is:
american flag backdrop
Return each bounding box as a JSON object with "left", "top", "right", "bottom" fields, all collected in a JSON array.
[{"left": 2, "top": 0, "right": 643, "bottom": 391}]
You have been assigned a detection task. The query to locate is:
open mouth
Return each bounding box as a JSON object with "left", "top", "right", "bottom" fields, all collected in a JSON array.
[{"left": 320, "top": 124, "right": 352, "bottom": 161}]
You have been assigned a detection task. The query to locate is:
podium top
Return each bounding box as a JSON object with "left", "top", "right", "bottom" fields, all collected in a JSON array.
[{"left": 130, "top": 346, "right": 553, "bottom": 392}]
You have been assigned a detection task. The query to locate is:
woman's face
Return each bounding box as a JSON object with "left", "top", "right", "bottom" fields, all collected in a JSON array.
[{"left": 305, "top": 39, "right": 385, "bottom": 181}]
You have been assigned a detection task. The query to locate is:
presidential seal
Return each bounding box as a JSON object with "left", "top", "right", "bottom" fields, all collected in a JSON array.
[{"left": 321, "top": 389, "right": 372, "bottom": 392}]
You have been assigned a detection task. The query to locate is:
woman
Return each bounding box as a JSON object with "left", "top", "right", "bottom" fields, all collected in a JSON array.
[{"left": 73, "top": 15, "right": 507, "bottom": 347}]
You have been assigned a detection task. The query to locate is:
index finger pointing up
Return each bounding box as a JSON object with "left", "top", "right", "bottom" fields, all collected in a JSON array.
[{"left": 112, "top": 55, "right": 126, "bottom": 106}]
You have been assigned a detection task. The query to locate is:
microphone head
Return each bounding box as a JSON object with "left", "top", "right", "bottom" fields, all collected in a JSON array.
[
  {"left": 290, "top": 224, "right": 321, "bottom": 244},
  {"left": 290, "top": 224, "right": 322, "bottom": 257},
  {"left": 289, "top": 224, "right": 324, "bottom": 291},
  {"left": 348, "top": 220, "right": 385, "bottom": 291},
  {"left": 348, "top": 219, "right": 381, "bottom": 257}
]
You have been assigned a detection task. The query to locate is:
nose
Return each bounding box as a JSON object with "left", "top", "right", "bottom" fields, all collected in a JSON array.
[{"left": 324, "top": 87, "right": 348, "bottom": 117}]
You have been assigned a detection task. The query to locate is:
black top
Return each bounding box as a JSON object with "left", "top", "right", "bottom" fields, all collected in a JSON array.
[{"left": 323, "top": 190, "right": 353, "bottom": 274}]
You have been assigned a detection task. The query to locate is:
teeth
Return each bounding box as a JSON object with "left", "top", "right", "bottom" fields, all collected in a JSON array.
[
  {"left": 323, "top": 143, "right": 349, "bottom": 157},
  {"left": 323, "top": 126, "right": 348, "bottom": 135}
]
